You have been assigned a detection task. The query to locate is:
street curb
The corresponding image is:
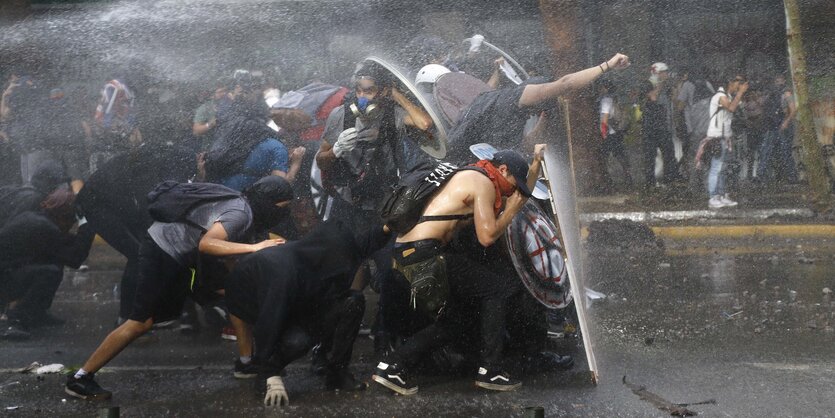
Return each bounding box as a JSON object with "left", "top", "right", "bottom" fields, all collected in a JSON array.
[
  {"left": 579, "top": 208, "right": 816, "bottom": 223},
  {"left": 651, "top": 224, "right": 835, "bottom": 239}
]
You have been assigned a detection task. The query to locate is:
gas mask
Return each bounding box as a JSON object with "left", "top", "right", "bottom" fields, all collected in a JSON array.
[{"left": 349, "top": 96, "right": 379, "bottom": 119}]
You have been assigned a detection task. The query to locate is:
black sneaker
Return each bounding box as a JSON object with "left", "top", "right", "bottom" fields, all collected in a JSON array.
[
  {"left": 310, "top": 344, "right": 328, "bottom": 376},
  {"left": 372, "top": 361, "right": 417, "bottom": 395},
  {"left": 233, "top": 360, "right": 258, "bottom": 379},
  {"left": 325, "top": 367, "right": 367, "bottom": 392},
  {"left": 475, "top": 367, "right": 521, "bottom": 391},
  {"left": 65, "top": 374, "right": 112, "bottom": 401}
]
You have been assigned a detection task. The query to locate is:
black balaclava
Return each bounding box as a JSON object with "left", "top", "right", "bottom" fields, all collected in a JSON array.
[{"left": 242, "top": 175, "right": 294, "bottom": 232}]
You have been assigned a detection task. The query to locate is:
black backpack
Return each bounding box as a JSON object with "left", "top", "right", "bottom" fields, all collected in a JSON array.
[
  {"left": 380, "top": 161, "right": 488, "bottom": 234},
  {"left": 146, "top": 181, "right": 241, "bottom": 225}
]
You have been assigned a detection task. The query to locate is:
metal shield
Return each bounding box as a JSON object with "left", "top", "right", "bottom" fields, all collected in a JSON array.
[
  {"left": 361, "top": 56, "right": 448, "bottom": 159},
  {"left": 505, "top": 201, "right": 573, "bottom": 309}
]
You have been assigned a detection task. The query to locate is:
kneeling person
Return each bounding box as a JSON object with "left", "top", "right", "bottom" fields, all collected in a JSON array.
[
  {"left": 373, "top": 145, "right": 544, "bottom": 395},
  {"left": 225, "top": 219, "right": 391, "bottom": 407},
  {"left": 65, "top": 176, "right": 294, "bottom": 401}
]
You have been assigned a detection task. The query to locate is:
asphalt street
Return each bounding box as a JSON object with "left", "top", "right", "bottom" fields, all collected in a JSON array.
[{"left": 2, "top": 231, "right": 835, "bottom": 417}]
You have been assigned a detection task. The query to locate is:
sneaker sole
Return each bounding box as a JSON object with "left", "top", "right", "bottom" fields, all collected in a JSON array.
[
  {"left": 221, "top": 334, "right": 237, "bottom": 341},
  {"left": 65, "top": 387, "right": 112, "bottom": 401},
  {"left": 371, "top": 375, "right": 418, "bottom": 396},
  {"left": 233, "top": 372, "right": 257, "bottom": 379},
  {"left": 475, "top": 381, "right": 522, "bottom": 391}
]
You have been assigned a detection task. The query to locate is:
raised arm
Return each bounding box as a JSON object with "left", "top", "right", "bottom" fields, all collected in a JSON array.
[
  {"left": 391, "top": 87, "right": 433, "bottom": 132},
  {"left": 518, "top": 53, "right": 630, "bottom": 108}
]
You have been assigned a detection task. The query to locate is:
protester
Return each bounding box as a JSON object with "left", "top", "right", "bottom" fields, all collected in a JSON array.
[
  {"left": 204, "top": 81, "right": 306, "bottom": 190},
  {"left": 757, "top": 73, "right": 798, "bottom": 184},
  {"left": 598, "top": 78, "right": 632, "bottom": 190},
  {"left": 640, "top": 78, "right": 679, "bottom": 189},
  {"left": 192, "top": 78, "right": 228, "bottom": 152},
  {"left": 315, "top": 62, "right": 433, "bottom": 353},
  {"left": 65, "top": 176, "right": 293, "bottom": 400},
  {"left": 226, "top": 219, "right": 391, "bottom": 406},
  {"left": 0, "top": 188, "right": 94, "bottom": 340},
  {"left": 76, "top": 143, "right": 197, "bottom": 325},
  {"left": 373, "top": 145, "right": 544, "bottom": 395},
  {"left": 695, "top": 73, "right": 748, "bottom": 209},
  {"left": 445, "top": 53, "right": 631, "bottom": 163}
]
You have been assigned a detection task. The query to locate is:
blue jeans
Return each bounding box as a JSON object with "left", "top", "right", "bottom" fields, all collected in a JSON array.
[{"left": 707, "top": 139, "right": 729, "bottom": 197}]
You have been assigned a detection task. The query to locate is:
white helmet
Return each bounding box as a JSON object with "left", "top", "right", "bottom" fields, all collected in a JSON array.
[{"left": 415, "top": 64, "right": 451, "bottom": 87}]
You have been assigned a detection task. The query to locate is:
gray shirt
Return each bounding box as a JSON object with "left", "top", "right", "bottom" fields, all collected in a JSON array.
[{"left": 148, "top": 197, "right": 252, "bottom": 266}]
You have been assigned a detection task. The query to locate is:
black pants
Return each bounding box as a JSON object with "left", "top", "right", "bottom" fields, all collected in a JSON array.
[
  {"left": 1, "top": 264, "right": 63, "bottom": 325},
  {"left": 80, "top": 200, "right": 148, "bottom": 319},
  {"left": 642, "top": 128, "right": 678, "bottom": 187},
  {"left": 601, "top": 131, "right": 632, "bottom": 185},
  {"left": 391, "top": 244, "right": 512, "bottom": 370},
  {"left": 262, "top": 293, "right": 365, "bottom": 374},
  {"left": 128, "top": 233, "right": 191, "bottom": 323}
]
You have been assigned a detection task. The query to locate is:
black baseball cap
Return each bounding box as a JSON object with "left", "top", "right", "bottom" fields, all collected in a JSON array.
[{"left": 491, "top": 149, "right": 532, "bottom": 197}]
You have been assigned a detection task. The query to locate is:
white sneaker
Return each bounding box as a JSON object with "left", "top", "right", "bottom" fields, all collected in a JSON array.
[
  {"left": 721, "top": 195, "right": 738, "bottom": 207},
  {"left": 708, "top": 196, "right": 725, "bottom": 209}
]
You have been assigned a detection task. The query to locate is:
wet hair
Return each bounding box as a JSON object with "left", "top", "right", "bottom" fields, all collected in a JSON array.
[{"left": 354, "top": 62, "right": 394, "bottom": 89}]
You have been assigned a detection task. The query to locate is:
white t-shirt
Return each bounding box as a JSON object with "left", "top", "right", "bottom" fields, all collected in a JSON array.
[
  {"left": 599, "top": 96, "right": 615, "bottom": 135},
  {"left": 707, "top": 88, "right": 733, "bottom": 138}
]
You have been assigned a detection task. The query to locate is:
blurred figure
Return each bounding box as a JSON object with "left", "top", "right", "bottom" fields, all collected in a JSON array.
[
  {"left": 597, "top": 78, "right": 632, "bottom": 191},
  {"left": 192, "top": 78, "right": 228, "bottom": 152},
  {"left": 757, "top": 73, "right": 798, "bottom": 184},
  {"left": 0, "top": 189, "right": 94, "bottom": 340},
  {"left": 640, "top": 77, "right": 679, "bottom": 189},
  {"left": 88, "top": 78, "right": 141, "bottom": 174},
  {"left": 697, "top": 73, "right": 748, "bottom": 209}
]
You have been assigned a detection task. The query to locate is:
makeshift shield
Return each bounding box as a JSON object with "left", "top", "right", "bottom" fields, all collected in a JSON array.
[
  {"left": 541, "top": 132, "right": 599, "bottom": 384},
  {"left": 361, "top": 56, "right": 448, "bottom": 159},
  {"left": 505, "top": 200, "right": 572, "bottom": 309}
]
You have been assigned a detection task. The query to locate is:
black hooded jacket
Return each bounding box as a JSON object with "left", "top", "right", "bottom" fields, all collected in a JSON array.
[{"left": 225, "top": 219, "right": 390, "bottom": 364}]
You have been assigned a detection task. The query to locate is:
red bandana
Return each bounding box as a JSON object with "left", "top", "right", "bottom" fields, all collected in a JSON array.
[{"left": 471, "top": 160, "right": 515, "bottom": 215}]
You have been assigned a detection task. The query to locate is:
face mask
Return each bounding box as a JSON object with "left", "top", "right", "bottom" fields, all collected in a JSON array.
[{"left": 349, "top": 97, "right": 379, "bottom": 119}]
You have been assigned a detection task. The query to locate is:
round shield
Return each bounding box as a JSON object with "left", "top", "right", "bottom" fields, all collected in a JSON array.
[
  {"left": 505, "top": 201, "right": 572, "bottom": 309},
  {"left": 434, "top": 72, "right": 492, "bottom": 127},
  {"left": 362, "top": 56, "right": 448, "bottom": 159},
  {"left": 309, "top": 152, "right": 333, "bottom": 221}
]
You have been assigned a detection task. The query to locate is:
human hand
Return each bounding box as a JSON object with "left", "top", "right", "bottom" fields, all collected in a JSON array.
[
  {"left": 739, "top": 81, "right": 750, "bottom": 94},
  {"left": 606, "top": 53, "right": 630, "bottom": 71},
  {"left": 332, "top": 127, "right": 358, "bottom": 158},
  {"left": 505, "top": 191, "right": 526, "bottom": 214},
  {"left": 289, "top": 146, "right": 306, "bottom": 163},
  {"left": 533, "top": 143, "right": 547, "bottom": 162},
  {"left": 252, "top": 238, "right": 286, "bottom": 252},
  {"left": 264, "top": 376, "right": 289, "bottom": 407},
  {"left": 494, "top": 57, "right": 506, "bottom": 68}
]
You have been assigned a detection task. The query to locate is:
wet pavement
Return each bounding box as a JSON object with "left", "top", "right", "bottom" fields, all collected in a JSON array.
[{"left": 2, "top": 235, "right": 835, "bottom": 417}]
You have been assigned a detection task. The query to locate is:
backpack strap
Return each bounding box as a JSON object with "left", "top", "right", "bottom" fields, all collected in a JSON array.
[
  {"left": 413, "top": 165, "right": 487, "bottom": 225},
  {"left": 417, "top": 213, "right": 474, "bottom": 224}
]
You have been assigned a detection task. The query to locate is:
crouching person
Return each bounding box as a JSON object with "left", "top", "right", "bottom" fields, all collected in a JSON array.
[
  {"left": 65, "top": 176, "right": 293, "bottom": 401},
  {"left": 373, "top": 145, "right": 544, "bottom": 395},
  {"left": 225, "top": 219, "right": 391, "bottom": 407},
  {"left": 0, "top": 188, "right": 94, "bottom": 339}
]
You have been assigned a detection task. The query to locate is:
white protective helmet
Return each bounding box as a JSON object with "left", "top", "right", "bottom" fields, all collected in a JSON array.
[{"left": 415, "top": 64, "right": 451, "bottom": 87}]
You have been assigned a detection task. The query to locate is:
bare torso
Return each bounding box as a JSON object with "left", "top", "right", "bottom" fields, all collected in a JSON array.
[{"left": 397, "top": 170, "right": 494, "bottom": 244}]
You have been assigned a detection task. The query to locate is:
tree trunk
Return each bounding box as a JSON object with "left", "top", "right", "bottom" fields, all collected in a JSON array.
[
  {"left": 784, "top": 0, "right": 833, "bottom": 213},
  {"left": 538, "top": 0, "right": 603, "bottom": 195}
]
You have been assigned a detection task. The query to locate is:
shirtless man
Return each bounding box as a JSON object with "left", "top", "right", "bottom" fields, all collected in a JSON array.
[{"left": 373, "top": 144, "right": 545, "bottom": 395}]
